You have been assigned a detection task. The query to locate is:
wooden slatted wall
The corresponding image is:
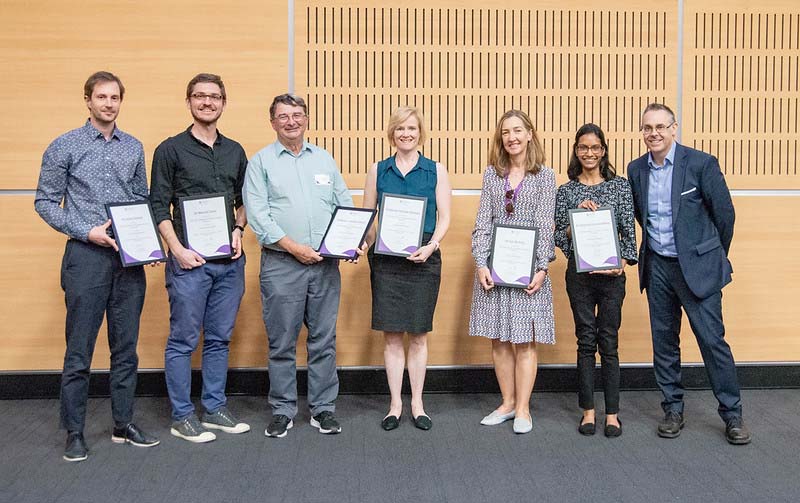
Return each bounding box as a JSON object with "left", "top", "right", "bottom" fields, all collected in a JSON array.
[{"left": 296, "top": 1, "right": 678, "bottom": 188}]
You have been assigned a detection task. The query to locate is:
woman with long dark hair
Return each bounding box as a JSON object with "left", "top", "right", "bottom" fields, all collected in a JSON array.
[{"left": 554, "top": 123, "right": 637, "bottom": 437}]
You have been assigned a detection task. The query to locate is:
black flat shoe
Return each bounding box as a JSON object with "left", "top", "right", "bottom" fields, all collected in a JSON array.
[
  {"left": 604, "top": 418, "right": 622, "bottom": 438},
  {"left": 413, "top": 415, "right": 432, "bottom": 431},
  {"left": 381, "top": 415, "right": 400, "bottom": 431},
  {"left": 578, "top": 418, "right": 596, "bottom": 436}
]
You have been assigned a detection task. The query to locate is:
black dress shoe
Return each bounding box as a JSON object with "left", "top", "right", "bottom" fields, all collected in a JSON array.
[
  {"left": 413, "top": 415, "right": 432, "bottom": 431},
  {"left": 112, "top": 423, "right": 160, "bottom": 447},
  {"left": 578, "top": 418, "right": 596, "bottom": 436},
  {"left": 657, "top": 411, "right": 685, "bottom": 438},
  {"left": 381, "top": 415, "right": 400, "bottom": 431},
  {"left": 604, "top": 418, "right": 622, "bottom": 438},
  {"left": 724, "top": 417, "right": 751, "bottom": 445},
  {"left": 63, "top": 431, "right": 88, "bottom": 462}
]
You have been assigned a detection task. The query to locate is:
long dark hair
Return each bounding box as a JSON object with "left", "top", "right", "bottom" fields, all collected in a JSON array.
[{"left": 567, "top": 123, "right": 615, "bottom": 181}]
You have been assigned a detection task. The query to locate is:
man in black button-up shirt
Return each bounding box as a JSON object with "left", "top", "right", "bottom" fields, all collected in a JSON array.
[{"left": 149, "top": 73, "right": 250, "bottom": 443}]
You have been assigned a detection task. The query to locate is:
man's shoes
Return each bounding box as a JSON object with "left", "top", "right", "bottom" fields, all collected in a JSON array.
[
  {"left": 480, "top": 409, "right": 516, "bottom": 426},
  {"left": 413, "top": 414, "right": 432, "bottom": 431},
  {"left": 170, "top": 414, "right": 216, "bottom": 443},
  {"left": 724, "top": 417, "right": 752, "bottom": 445},
  {"left": 111, "top": 423, "right": 160, "bottom": 447},
  {"left": 311, "top": 411, "right": 342, "bottom": 434},
  {"left": 201, "top": 406, "right": 251, "bottom": 434},
  {"left": 265, "top": 414, "right": 293, "bottom": 438},
  {"left": 657, "top": 411, "right": 685, "bottom": 438},
  {"left": 63, "top": 431, "right": 89, "bottom": 462},
  {"left": 381, "top": 415, "right": 400, "bottom": 431}
]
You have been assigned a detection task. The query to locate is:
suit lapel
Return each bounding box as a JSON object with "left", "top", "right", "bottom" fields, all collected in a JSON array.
[
  {"left": 639, "top": 156, "right": 650, "bottom": 225},
  {"left": 671, "top": 144, "right": 688, "bottom": 227}
]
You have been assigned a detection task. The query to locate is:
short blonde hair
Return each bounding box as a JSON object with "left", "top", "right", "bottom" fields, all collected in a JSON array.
[
  {"left": 386, "top": 106, "right": 428, "bottom": 147},
  {"left": 488, "top": 109, "right": 546, "bottom": 177}
]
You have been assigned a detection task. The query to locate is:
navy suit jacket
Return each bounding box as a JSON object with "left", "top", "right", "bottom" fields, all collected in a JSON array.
[{"left": 628, "top": 143, "right": 735, "bottom": 299}]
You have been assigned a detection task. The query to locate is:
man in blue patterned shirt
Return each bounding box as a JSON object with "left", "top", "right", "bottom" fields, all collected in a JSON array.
[{"left": 35, "top": 71, "right": 160, "bottom": 462}]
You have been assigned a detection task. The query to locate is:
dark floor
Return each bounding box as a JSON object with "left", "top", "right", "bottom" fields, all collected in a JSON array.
[{"left": 1, "top": 390, "right": 798, "bottom": 503}]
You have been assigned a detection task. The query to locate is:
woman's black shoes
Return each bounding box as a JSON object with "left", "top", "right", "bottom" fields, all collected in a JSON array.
[
  {"left": 578, "top": 418, "right": 596, "bottom": 436},
  {"left": 413, "top": 415, "right": 433, "bottom": 431},
  {"left": 381, "top": 415, "right": 400, "bottom": 431},
  {"left": 604, "top": 418, "right": 622, "bottom": 438}
]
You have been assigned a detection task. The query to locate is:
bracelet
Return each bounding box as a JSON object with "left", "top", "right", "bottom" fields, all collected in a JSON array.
[
  {"left": 427, "top": 239, "right": 440, "bottom": 251},
  {"left": 233, "top": 225, "right": 245, "bottom": 234}
]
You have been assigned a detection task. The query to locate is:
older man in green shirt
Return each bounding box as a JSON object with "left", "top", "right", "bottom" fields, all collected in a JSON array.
[{"left": 243, "top": 94, "right": 354, "bottom": 438}]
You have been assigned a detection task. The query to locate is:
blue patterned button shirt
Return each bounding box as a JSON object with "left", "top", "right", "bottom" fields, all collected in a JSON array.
[
  {"left": 646, "top": 141, "right": 678, "bottom": 257},
  {"left": 35, "top": 120, "right": 148, "bottom": 241}
]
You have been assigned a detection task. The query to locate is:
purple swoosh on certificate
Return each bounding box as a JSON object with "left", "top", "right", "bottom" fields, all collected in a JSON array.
[
  {"left": 149, "top": 250, "right": 165, "bottom": 259},
  {"left": 215, "top": 244, "right": 232, "bottom": 254},
  {"left": 602, "top": 256, "right": 620, "bottom": 266},
  {"left": 319, "top": 242, "right": 332, "bottom": 255},
  {"left": 491, "top": 269, "right": 506, "bottom": 284},
  {"left": 342, "top": 249, "right": 356, "bottom": 257},
  {"left": 578, "top": 256, "right": 594, "bottom": 270},
  {"left": 376, "top": 236, "right": 392, "bottom": 253},
  {"left": 121, "top": 250, "right": 138, "bottom": 265},
  {"left": 403, "top": 245, "right": 418, "bottom": 253},
  {"left": 516, "top": 276, "right": 530, "bottom": 284}
]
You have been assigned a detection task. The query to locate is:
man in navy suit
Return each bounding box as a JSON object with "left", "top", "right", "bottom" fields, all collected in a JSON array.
[{"left": 628, "top": 103, "right": 750, "bottom": 445}]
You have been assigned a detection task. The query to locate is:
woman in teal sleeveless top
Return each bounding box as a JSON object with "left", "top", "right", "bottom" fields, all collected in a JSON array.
[{"left": 363, "top": 106, "right": 452, "bottom": 432}]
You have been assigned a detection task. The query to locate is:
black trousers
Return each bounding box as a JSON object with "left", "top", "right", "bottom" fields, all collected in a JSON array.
[
  {"left": 60, "top": 240, "right": 146, "bottom": 432},
  {"left": 645, "top": 252, "right": 742, "bottom": 421},
  {"left": 565, "top": 259, "right": 625, "bottom": 414}
]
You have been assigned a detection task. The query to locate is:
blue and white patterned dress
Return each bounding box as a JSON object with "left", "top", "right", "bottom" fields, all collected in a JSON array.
[{"left": 469, "top": 165, "right": 557, "bottom": 345}]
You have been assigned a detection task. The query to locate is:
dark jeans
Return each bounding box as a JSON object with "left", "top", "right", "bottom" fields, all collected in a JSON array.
[
  {"left": 60, "top": 240, "right": 146, "bottom": 432},
  {"left": 164, "top": 253, "right": 245, "bottom": 421},
  {"left": 645, "top": 252, "right": 742, "bottom": 421},
  {"left": 565, "top": 260, "right": 625, "bottom": 414}
]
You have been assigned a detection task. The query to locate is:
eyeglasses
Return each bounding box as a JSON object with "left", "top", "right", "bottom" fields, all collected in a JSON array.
[
  {"left": 640, "top": 122, "right": 675, "bottom": 135},
  {"left": 273, "top": 113, "right": 307, "bottom": 124},
  {"left": 190, "top": 93, "right": 224, "bottom": 102},
  {"left": 576, "top": 145, "right": 604, "bottom": 155},
  {"left": 504, "top": 189, "right": 515, "bottom": 214}
]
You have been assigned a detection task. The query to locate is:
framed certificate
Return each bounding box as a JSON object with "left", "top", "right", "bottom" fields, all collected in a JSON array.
[
  {"left": 375, "top": 193, "right": 427, "bottom": 257},
  {"left": 318, "top": 206, "right": 377, "bottom": 259},
  {"left": 180, "top": 193, "right": 232, "bottom": 260},
  {"left": 568, "top": 207, "right": 622, "bottom": 272},
  {"left": 489, "top": 224, "right": 539, "bottom": 289},
  {"left": 105, "top": 201, "right": 166, "bottom": 267}
]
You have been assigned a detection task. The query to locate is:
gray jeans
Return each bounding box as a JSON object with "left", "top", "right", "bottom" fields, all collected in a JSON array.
[{"left": 260, "top": 249, "right": 341, "bottom": 418}]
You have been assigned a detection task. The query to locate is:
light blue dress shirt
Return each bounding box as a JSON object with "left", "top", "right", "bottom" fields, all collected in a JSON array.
[
  {"left": 646, "top": 141, "right": 678, "bottom": 257},
  {"left": 243, "top": 140, "right": 353, "bottom": 250}
]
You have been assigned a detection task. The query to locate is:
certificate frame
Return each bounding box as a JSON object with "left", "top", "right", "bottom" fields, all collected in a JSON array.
[
  {"left": 488, "top": 223, "right": 539, "bottom": 289},
  {"left": 179, "top": 193, "right": 233, "bottom": 260},
  {"left": 375, "top": 193, "right": 427, "bottom": 257},
  {"left": 317, "top": 206, "right": 377, "bottom": 259},
  {"left": 105, "top": 201, "right": 166, "bottom": 267},
  {"left": 568, "top": 207, "right": 622, "bottom": 273}
]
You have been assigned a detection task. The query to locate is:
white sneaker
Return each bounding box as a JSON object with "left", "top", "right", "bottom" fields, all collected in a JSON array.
[{"left": 480, "top": 409, "right": 516, "bottom": 426}]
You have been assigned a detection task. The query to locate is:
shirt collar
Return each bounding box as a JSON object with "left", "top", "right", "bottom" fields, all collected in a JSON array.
[
  {"left": 276, "top": 140, "right": 312, "bottom": 157},
  {"left": 647, "top": 141, "right": 677, "bottom": 170},
  {"left": 186, "top": 125, "right": 224, "bottom": 147},
  {"left": 83, "top": 118, "right": 121, "bottom": 141}
]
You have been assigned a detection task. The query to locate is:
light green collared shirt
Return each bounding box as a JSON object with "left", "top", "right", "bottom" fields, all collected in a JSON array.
[{"left": 243, "top": 140, "right": 353, "bottom": 250}]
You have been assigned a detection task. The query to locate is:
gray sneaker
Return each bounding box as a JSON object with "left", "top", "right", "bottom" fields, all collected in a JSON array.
[
  {"left": 170, "top": 414, "right": 216, "bottom": 443},
  {"left": 201, "top": 406, "right": 251, "bottom": 434}
]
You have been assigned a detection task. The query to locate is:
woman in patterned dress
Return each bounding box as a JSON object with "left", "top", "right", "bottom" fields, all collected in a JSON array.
[
  {"left": 469, "top": 110, "right": 556, "bottom": 434},
  {"left": 554, "top": 123, "right": 637, "bottom": 437},
  {"left": 363, "top": 106, "right": 452, "bottom": 431}
]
